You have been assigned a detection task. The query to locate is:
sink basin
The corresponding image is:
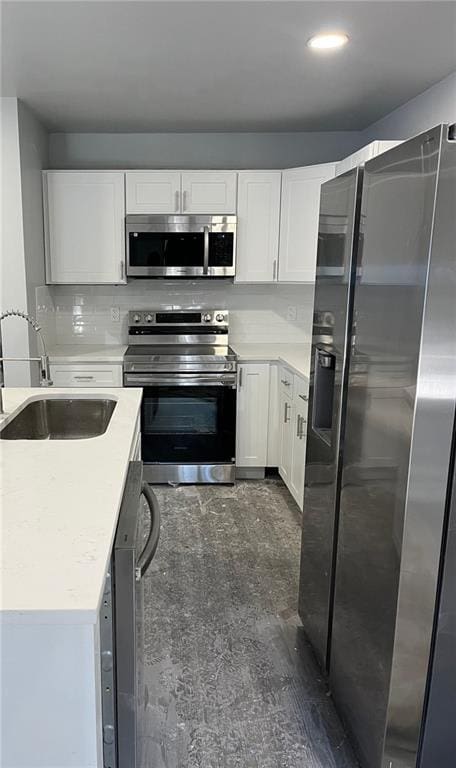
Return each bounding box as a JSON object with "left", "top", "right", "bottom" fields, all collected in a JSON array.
[{"left": 0, "top": 398, "right": 116, "bottom": 440}]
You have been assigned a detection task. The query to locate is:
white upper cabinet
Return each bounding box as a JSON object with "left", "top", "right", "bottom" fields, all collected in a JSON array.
[
  {"left": 279, "top": 163, "right": 335, "bottom": 283},
  {"left": 44, "top": 171, "right": 126, "bottom": 284},
  {"left": 278, "top": 163, "right": 336, "bottom": 282},
  {"left": 126, "top": 171, "right": 181, "bottom": 214},
  {"left": 235, "top": 171, "right": 281, "bottom": 283},
  {"left": 181, "top": 171, "right": 237, "bottom": 214},
  {"left": 236, "top": 363, "right": 270, "bottom": 467},
  {"left": 336, "top": 141, "right": 400, "bottom": 175}
]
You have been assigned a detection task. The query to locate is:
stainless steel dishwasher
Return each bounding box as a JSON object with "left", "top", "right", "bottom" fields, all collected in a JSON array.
[{"left": 100, "top": 461, "right": 160, "bottom": 768}]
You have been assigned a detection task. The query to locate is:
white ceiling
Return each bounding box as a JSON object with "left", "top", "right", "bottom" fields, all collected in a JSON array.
[{"left": 1, "top": 0, "right": 456, "bottom": 132}]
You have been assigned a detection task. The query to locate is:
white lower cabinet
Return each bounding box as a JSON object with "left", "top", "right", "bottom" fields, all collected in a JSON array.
[
  {"left": 266, "top": 364, "right": 279, "bottom": 466},
  {"left": 49, "top": 363, "right": 123, "bottom": 387},
  {"left": 278, "top": 384, "right": 293, "bottom": 484},
  {"left": 236, "top": 363, "right": 270, "bottom": 467},
  {"left": 278, "top": 365, "right": 308, "bottom": 510}
]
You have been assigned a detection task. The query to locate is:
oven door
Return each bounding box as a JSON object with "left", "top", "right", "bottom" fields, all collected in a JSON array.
[
  {"left": 132, "top": 374, "right": 236, "bottom": 465},
  {"left": 126, "top": 215, "right": 236, "bottom": 277}
]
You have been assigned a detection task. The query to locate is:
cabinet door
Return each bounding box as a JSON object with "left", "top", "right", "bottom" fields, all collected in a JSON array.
[
  {"left": 289, "top": 405, "right": 307, "bottom": 510},
  {"left": 289, "top": 375, "right": 308, "bottom": 509},
  {"left": 278, "top": 388, "right": 293, "bottom": 484},
  {"left": 181, "top": 171, "right": 237, "bottom": 214},
  {"left": 44, "top": 172, "right": 126, "bottom": 284},
  {"left": 236, "top": 363, "right": 270, "bottom": 467},
  {"left": 267, "top": 363, "right": 279, "bottom": 466},
  {"left": 236, "top": 171, "right": 281, "bottom": 282},
  {"left": 278, "top": 163, "right": 335, "bottom": 282},
  {"left": 125, "top": 171, "right": 181, "bottom": 214},
  {"left": 336, "top": 141, "right": 401, "bottom": 176},
  {"left": 336, "top": 145, "right": 375, "bottom": 175}
]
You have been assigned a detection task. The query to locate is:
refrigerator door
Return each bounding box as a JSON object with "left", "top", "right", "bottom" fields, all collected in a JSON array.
[
  {"left": 298, "top": 168, "right": 362, "bottom": 670},
  {"left": 330, "top": 125, "right": 456, "bottom": 768},
  {"left": 419, "top": 432, "right": 456, "bottom": 768}
]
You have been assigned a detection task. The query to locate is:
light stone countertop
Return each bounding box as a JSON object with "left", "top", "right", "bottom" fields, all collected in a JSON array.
[
  {"left": 230, "top": 342, "right": 311, "bottom": 380},
  {"left": 48, "top": 344, "right": 128, "bottom": 363},
  {"left": 0, "top": 387, "right": 142, "bottom": 625}
]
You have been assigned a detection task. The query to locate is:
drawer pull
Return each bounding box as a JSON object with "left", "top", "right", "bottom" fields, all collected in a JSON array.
[
  {"left": 284, "top": 402, "right": 291, "bottom": 423},
  {"left": 74, "top": 375, "right": 95, "bottom": 381},
  {"left": 281, "top": 379, "right": 291, "bottom": 386},
  {"left": 298, "top": 393, "right": 308, "bottom": 401}
]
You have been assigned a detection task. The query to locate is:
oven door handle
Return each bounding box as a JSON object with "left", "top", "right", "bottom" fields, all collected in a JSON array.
[
  {"left": 136, "top": 483, "right": 161, "bottom": 581},
  {"left": 124, "top": 373, "right": 237, "bottom": 387},
  {"left": 203, "top": 225, "right": 210, "bottom": 275}
]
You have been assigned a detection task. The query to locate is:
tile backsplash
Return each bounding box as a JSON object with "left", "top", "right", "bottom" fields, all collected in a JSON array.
[{"left": 36, "top": 281, "right": 315, "bottom": 347}]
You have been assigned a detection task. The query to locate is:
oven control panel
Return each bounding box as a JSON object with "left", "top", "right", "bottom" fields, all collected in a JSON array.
[{"left": 128, "top": 310, "right": 229, "bottom": 327}]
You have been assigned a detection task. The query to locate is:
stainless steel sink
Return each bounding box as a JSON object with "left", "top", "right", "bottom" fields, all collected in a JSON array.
[{"left": 0, "top": 398, "right": 116, "bottom": 440}]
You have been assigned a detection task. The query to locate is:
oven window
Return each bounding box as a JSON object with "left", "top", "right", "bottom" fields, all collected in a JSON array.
[
  {"left": 144, "top": 396, "right": 217, "bottom": 435},
  {"left": 208, "top": 233, "right": 234, "bottom": 267},
  {"left": 140, "top": 385, "right": 236, "bottom": 464},
  {"left": 129, "top": 232, "right": 204, "bottom": 267}
]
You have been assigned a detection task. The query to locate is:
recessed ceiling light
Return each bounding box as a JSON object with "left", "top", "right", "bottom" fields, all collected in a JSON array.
[{"left": 307, "top": 32, "right": 349, "bottom": 51}]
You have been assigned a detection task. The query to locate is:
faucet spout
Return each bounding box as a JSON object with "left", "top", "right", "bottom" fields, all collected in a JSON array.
[{"left": 0, "top": 309, "right": 53, "bottom": 414}]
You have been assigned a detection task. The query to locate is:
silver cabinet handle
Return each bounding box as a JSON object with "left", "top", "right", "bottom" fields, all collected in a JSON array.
[
  {"left": 298, "top": 393, "right": 308, "bottom": 401},
  {"left": 136, "top": 483, "right": 160, "bottom": 581},
  {"left": 175, "top": 189, "right": 180, "bottom": 212},
  {"left": 284, "top": 401, "right": 291, "bottom": 423},
  {"left": 182, "top": 189, "right": 188, "bottom": 211},
  {"left": 272, "top": 259, "right": 277, "bottom": 281},
  {"left": 281, "top": 379, "right": 291, "bottom": 387},
  {"left": 74, "top": 375, "right": 95, "bottom": 380},
  {"left": 299, "top": 415, "right": 307, "bottom": 440},
  {"left": 119, "top": 261, "right": 125, "bottom": 281},
  {"left": 239, "top": 367, "right": 243, "bottom": 388},
  {"left": 296, "top": 414, "right": 301, "bottom": 437}
]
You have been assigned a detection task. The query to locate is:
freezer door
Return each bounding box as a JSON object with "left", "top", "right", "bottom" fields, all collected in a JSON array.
[
  {"left": 298, "top": 168, "right": 362, "bottom": 670},
  {"left": 330, "top": 125, "right": 456, "bottom": 768}
]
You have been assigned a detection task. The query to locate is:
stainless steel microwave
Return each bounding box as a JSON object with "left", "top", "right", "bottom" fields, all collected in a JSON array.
[{"left": 125, "top": 215, "right": 237, "bottom": 278}]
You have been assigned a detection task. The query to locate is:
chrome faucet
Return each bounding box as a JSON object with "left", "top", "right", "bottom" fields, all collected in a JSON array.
[{"left": 0, "top": 309, "right": 53, "bottom": 415}]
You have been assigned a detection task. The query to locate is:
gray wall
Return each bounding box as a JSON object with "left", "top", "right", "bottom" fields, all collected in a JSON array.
[
  {"left": 0, "top": 98, "right": 49, "bottom": 385},
  {"left": 47, "top": 71, "right": 456, "bottom": 170},
  {"left": 362, "top": 71, "right": 456, "bottom": 142},
  {"left": 48, "top": 131, "right": 362, "bottom": 170},
  {"left": 18, "top": 101, "right": 49, "bottom": 356},
  {"left": 1, "top": 97, "right": 31, "bottom": 385}
]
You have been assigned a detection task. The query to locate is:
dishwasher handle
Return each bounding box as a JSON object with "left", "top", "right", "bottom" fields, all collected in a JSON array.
[{"left": 136, "top": 483, "right": 161, "bottom": 581}]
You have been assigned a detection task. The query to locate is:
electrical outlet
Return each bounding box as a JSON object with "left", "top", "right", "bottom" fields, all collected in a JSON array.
[
  {"left": 110, "top": 306, "right": 120, "bottom": 323},
  {"left": 287, "top": 306, "right": 297, "bottom": 321}
]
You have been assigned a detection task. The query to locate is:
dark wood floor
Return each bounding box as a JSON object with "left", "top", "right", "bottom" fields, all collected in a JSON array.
[{"left": 139, "top": 479, "right": 358, "bottom": 768}]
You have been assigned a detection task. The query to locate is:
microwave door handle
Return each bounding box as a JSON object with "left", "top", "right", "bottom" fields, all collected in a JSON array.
[
  {"left": 203, "top": 226, "right": 209, "bottom": 275},
  {"left": 136, "top": 483, "right": 161, "bottom": 581}
]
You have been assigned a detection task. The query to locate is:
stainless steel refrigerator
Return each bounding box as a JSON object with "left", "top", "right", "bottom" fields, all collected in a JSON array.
[{"left": 298, "top": 124, "right": 456, "bottom": 768}]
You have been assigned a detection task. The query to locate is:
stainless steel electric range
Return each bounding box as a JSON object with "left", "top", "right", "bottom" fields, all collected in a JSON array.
[{"left": 123, "top": 310, "right": 237, "bottom": 484}]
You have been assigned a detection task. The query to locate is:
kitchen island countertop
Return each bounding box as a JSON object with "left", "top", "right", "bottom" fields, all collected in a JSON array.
[{"left": 0, "top": 387, "right": 142, "bottom": 625}]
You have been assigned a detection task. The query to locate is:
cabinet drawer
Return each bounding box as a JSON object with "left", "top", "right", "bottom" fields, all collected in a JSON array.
[
  {"left": 294, "top": 376, "right": 309, "bottom": 406},
  {"left": 49, "top": 364, "right": 123, "bottom": 387},
  {"left": 279, "top": 366, "right": 294, "bottom": 397}
]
